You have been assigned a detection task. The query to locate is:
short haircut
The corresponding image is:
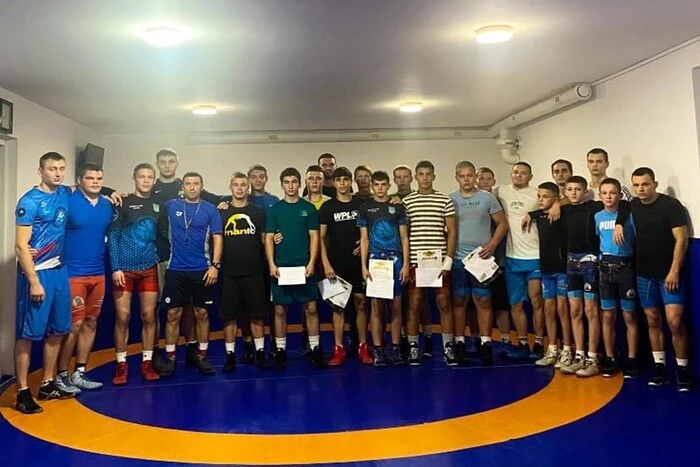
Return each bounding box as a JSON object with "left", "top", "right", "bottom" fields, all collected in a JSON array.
[
  {"left": 631, "top": 166, "right": 655, "bottom": 181},
  {"left": 371, "top": 170, "right": 391, "bottom": 183},
  {"left": 306, "top": 164, "right": 324, "bottom": 174},
  {"left": 280, "top": 167, "right": 301, "bottom": 183},
  {"left": 182, "top": 171, "right": 203, "bottom": 184},
  {"left": 587, "top": 148, "right": 609, "bottom": 163},
  {"left": 538, "top": 182, "right": 560, "bottom": 198},
  {"left": 332, "top": 167, "right": 353, "bottom": 180},
  {"left": 354, "top": 165, "right": 372, "bottom": 177},
  {"left": 39, "top": 151, "right": 66, "bottom": 168},
  {"left": 513, "top": 161, "right": 532, "bottom": 173},
  {"left": 78, "top": 162, "right": 103, "bottom": 178},
  {"left": 566, "top": 175, "right": 588, "bottom": 190},
  {"left": 156, "top": 148, "right": 178, "bottom": 160},
  {"left": 392, "top": 164, "right": 412, "bottom": 177},
  {"left": 247, "top": 164, "right": 267, "bottom": 177},
  {"left": 318, "top": 152, "right": 336, "bottom": 163},
  {"left": 415, "top": 160, "right": 435, "bottom": 173},
  {"left": 599, "top": 177, "right": 622, "bottom": 192},
  {"left": 551, "top": 159, "right": 573, "bottom": 173},
  {"left": 230, "top": 171, "right": 248, "bottom": 182},
  {"left": 133, "top": 162, "right": 156, "bottom": 178},
  {"left": 476, "top": 167, "right": 495, "bottom": 177},
  {"left": 455, "top": 160, "right": 476, "bottom": 172}
]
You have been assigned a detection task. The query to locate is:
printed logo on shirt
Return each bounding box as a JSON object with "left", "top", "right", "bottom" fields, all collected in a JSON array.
[
  {"left": 626, "top": 289, "right": 636, "bottom": 299},
  {"left": 72, "top": 296, "right": 86, "bottom": 309},
  {"left": 154, "top": 190, "right": 162, "bottom": 194},
  {"left": 176, "top": 211, "right": 183, "bottom": 217},
  {"left": 599, "top": 220, "right": 615, "bottom": 230},
  {"left": 333, "top": 210, "right": 358, "bottom": 222},
  {"left": 153, "top": 204, "right": 160, "bottom": 213},
  {"left": 388, "top": 206, "right": 395, "bottom": 215},
  {"left": 300, "top": 210, "right": 308, "bottom": 217},
  {"left": 16, "top": 207, "right": 26, "bottom": 217},
  {"left": 129, "top": 204, "right": 143, "bottom": 210},
  {"left": 510, "top": 201, "right": 525, "bottom": 209},
  {"left": 54, "top": 207, "right": 67, "bottom": 226},
  {"left": 224, "top": 213, "right": 256, "bottom": 236}
]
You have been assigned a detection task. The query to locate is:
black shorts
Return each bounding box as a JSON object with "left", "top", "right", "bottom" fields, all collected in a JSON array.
[
  {"left": 490, "top": 273, "right": 509, "bottom": 311},
  {"left": 334, "top": 265, "right": 365, "bottom": 295},
  {"left": 599, "top": 256, "right": 636, "bottom": 313},
  {"left": 162, "top": 270, "right": 214, "bottom": 309},
  {"left": 219, "top": 274, "right": 268, "bottom": 321}
]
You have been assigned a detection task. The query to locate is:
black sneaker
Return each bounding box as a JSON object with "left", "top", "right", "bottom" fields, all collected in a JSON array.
[
  {"left": 301, "top": 330, "right": 310, "bottom": 356},
  {"left": 677, "top": 366, "right": 692, "bottom": 392},
  {"left": 273, "top": 348, "right": 288, "bottom": 369},
  {"left": 455, "top": 341, "right": 467, "bottom": 365},
  {"left": 254, "top": 349, "right": 269, "bottom": 369},
  {"left": 408, "top": 342, "right": 421, "bottom": 366},
  {"left": 241, "top": 341, "right": 255, "bottom": 364},
  {"left": 529, "top": 342, "right": 544, "bottom": 361},
  {"left": 16, "top": 388, "right": 42, "bottom": 414},
  {"left": 623, "top": 358, "right": 639, "bottom": 379},
  {"left": 601, "top": 357, "right": 619, "bottom": 378},
  {"left": 399, "top": 335, "right": 409, "bottom": 361},
  {"left": 160, "top": 357, "right": 176, "bottom": 377},
  {"left": 152, "top": 348, "right": 167, "bottom": 375},
  {"left": 222, "top": 352, "right": 236, "bottom": 373},
  {"left": 308, "top": 346, "right": 327, "bottom": 368},
  {"left": 389, "top": 345, "right": 406, "bottom": 366},
  {"left": 443, "top": 342, "right": 458, "bottom": 366},
  {"left": 648, "top": 363, "right": 667, "bottom": 386},
  {"left": 480, "top": 341, "right": 494, "bottom": 366},
  {"left": 197, "top": 357, "right": 216, "bottom": 376},
  {"left": 185, "top": 343, "right": 199, "bottom": 367},
  {"left": 422, "top": 335, "right": 434, "bottom": 359},
  {"left": 373, "top": 347, "right": 387, "bottom": 367},
  {"left": 38, "top": 380, "right": 75, "bottom": 400}
]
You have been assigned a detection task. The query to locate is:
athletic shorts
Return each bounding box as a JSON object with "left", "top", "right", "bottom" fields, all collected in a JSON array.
[
  {"left": 637, "top": 276, "right": 685, "bottom": 309},
  {"left": 157, "top": 260, "right": 168, "bottom": 300},
  {"left": 566, "top": 254, "right": 598, "bottom": 300},
  {"left": 333, "top": 264, "right": 365, "bottom": 295},
  {"left": 599, "top": 256, "right": 636, "bottom": 312},
  {"left": 219, "top": 274, "right": 268, "bottom": 321},
  {"left": 490, "top": 273, "right": 510, "bottom": 311},
  {"left": 162, "top": 269, "right": 214, "bottom": 309},
  {"left": 408, "top": 265, "right": 449, "bottom": 293},
  {"left": 69, "top": 275, "right": 105, "bottom": 323},
  {"left": 541, "top": 272, "right": 567, "bottom": 301},
  {"left": 451, "top": 264, "right": 490, "bottom": 298},
  {"left": 271, "top": 274, "right": 318, "bottom": 305},
  {"left": 113, "top": 267, "right": 159, "bottom": 294},
  {"left": 16, "top": 266, "right": 70, "bottom": 341},
  {"left": 504, "top": 258, "right": 541, "bottom": 306},
  {"left": 369, "top": 252, "right": 404, "bottom": 298}
]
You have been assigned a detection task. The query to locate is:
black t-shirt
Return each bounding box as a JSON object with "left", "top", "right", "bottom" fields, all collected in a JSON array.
[
  {"left": 353, "top": 192, "right": 372, "bottom": 204},
  {"left": 630, "top": 194, "right": 687, "bottom": 278},
  {"left": 220, "top": 203, "right": 266, "bottom": 276},
  {"left": 319, "top": 197, "right": 365, "bottom": 268},
  {"left": 531, "top": 212, "right": 567, "bottom": 273}
]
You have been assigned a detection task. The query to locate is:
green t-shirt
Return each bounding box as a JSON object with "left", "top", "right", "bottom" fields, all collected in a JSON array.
[{"left": 266, "top": 198, "right": 319, "bottom": 267}]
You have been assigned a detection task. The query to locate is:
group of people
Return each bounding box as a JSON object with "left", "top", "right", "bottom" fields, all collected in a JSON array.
[{"left": 11, "top": 147, "right": 691, "bottom": 415}]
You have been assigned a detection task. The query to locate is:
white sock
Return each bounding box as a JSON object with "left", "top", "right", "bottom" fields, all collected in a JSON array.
[
  {"left": 576, "top": 349, "right": 585, "bottom": 358},
  {"left": 225, "top": 342, "right": 235, "bottom": 353},
  {"left": 548, "top": 344, "right": 557, "bottom": 353},
  {"left": 165, "top": 344, "right": 176, "bottom": 353},
  {"left": 199, "top": 342, "right": 209, "bottom": 351},
  {"left": 116, "top": 352, "right": 127, "bottom": 363},
  {"left": 442, "top": 333, "right": 454, "bottom": 345},
  {"left": 276, "top": 337, "right": 287, "bottom": 350},
  {"left": 254, "top": 337, "right": 264, "bottom": 351},
  {"left": 480, "top": 336, "right": 491, "bottom": 343},
  {"left": 677, "top": 358, "right": 689, "bottom": 367},
  {"left": 563, "top": 345, "right": 572, "bottom": 352},
  {"left": 535, "top": 336, "right": 544, "bottom": 344},
  {"left": 518, "top": 336, "right": 527, "bottom": 345},
  {"left": 187, "top": 340, "right": 197, "bottom": 345},
  {"left": 455, "top": 336, "right": 465, "bottom": 343},
  {"left": 652, "top": 351, "right": 665, "bottom": 364},
  {"left": 587, "top": 351, "right": 597, "bottom": 360},
  {"left": 408, "top": 335, "right": 419, "bottom": 345},
  {"left": 142, "top": 350, "right": 153, "bottom": 362},
  {"left": 309, "top": 334, "right": 320, "bottom": 349}
]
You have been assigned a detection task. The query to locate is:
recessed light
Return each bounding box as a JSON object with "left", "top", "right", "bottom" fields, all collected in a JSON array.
[
  {"left": 144, "top": 27, "right": 186, "bottom": 47},
  {"left": 399, "top": 102, "right": 423, "bottom": 113},
  {"left": 475, "top": 25, "right": 514, "bottom": 44},
  {"left": 192, "top": 105, "right": 217, "bottom": 116}
]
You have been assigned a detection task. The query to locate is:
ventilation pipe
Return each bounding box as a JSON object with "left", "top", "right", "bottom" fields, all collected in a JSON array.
[{"left": 495, "top": 127, "right": 520, "bottom": 164}]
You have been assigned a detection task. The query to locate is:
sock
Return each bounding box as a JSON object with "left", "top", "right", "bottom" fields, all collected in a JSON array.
[
  {"left": 76, "top": 363, "right": 86, "bottom": 373},
  {"left": 40, "top": 379, "right": 52, "bottom": 387},
  {"left": 116, "top": 352, "right": 127, "bottom": 363},
  {"left": 535, "top": 336, "right": 544, "bottom": 345},
  {"left": 187, "top": 340, "right": 197, "bottom": 346},
  {"left": 225, "top": 342, "right": 235, "bottom": 354},
  {"left": 518, "top": 336, "right": 527, "bottom": 346},
  {"left": 142, "top": 350, "right": 153, "bottom": 361},
  {"left": 442, "top": 333, "right": 454, "bottom": 345},
  {"left": 254, "top": 337, "right": 264, "bottom": 351},
  {"left": 652, "top": 351, "right": 665, "bottom": 365},
  {"left": 276, "top": 337, "right": 287, "bottom": 350},
  {"left": 309, "top": 334, "right": 320, "bottom": 349},
  {"left": 165, "top": 344, "right": 176, "bottom": 359},
  {"left": 18, "top": 387, "right": 30, "bottom": 394},
  {"left": 576, "top": 349, "right": 585, "bottom": 358},
  {"left": 677, "top": 358, "right": 688, "bottom": 367},
  {"left": 480, "top": 336, "right": 492, "bottom": 343},
  {"left": 587, "top": 351, "right": 597, "bottom": 360},
  {"left": 563, "top": 345, "right": 572, "bottom": 352},
  {"left": 198, "top": 342, "right": 208, "bottom": 358},
  {"left": 455, "top": 336, "right": 465, "bottom": 344},
  {"left": 548, "top": 344, "right": 557, "bottom": 353},
  {"left": 423, "top": 325, "right": 432, "bottom": 337},
  {"left": 408, "top": 335, "right": 419, "bottom": 345}
]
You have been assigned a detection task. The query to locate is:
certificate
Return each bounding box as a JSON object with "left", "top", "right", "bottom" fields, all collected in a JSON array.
[
  {"left": 462, "top": 247, "right": 500, "bottom": 283},
  {"left": 416, "top": 250, "right": 442, "bottom": 269},
  {"left": 278, "top": 266, "right": 306, "bottom": 285},
  {"left": 415, "top": 267, "right": 442, "bottom": 288},
  {"left": 365, "top": 259, "right": 394, "bottom": 299},
  {"left": 318, "top": 277, "right": 353, "bottom": 309}
]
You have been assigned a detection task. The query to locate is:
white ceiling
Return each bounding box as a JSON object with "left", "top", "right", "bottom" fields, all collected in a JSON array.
[{"left": 0, "top": 0, "right": 699, "bottom": 135}]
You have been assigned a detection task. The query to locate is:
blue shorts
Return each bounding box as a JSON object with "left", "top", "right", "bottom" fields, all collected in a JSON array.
[
  {"left": 567, "top": 254, "right": 598, "bottom": 300},
  {"left": 504, "top": 258, "right": 541, "bottom": 306},
  {"left": 541, "top": 272, "right": 567, "bottom": 300},
  {"left": 369, "top": 252, "right": 404, "bottom": 298},
  {"left": 451, "top": 264, "right": 490, "bottom": 298},
  {"left": 16, "top": 266, "right": 71, "bottom": 341},
  {"left": 637, "top": 276, "right": 685, "bottom": 309}
]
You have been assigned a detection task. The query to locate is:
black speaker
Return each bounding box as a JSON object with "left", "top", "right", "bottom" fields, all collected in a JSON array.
[{"left": 77, "top": 143, "right": 105, "bottom": 176}]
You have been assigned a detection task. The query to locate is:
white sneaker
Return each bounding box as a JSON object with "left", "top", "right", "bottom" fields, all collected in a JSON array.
[
  {"left": 555, "top": 349, "right": 573, "bottom": 369},
  {"left": 55, "top": 372, "right": 81, "bottom": 394},
  {"left": 560, "top": 354, "right": 585, "bottom": 375},
  {"left": 576, "top": 358, "right": 600, "bottom": 378},
  {"left": 72, "top": 370, "right": 103, "bottom": 390},
  {"left": 535, "top": 347, "right": 559, "bottom": 367}
]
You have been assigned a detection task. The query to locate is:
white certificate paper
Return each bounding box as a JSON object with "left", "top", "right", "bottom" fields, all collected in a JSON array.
[
  {"left": 416, "top": 250, "right": 442, "bottom": 269},
  {"left": 462, "top": 247, "right": 500, "bottom": 283},
  {"left": 278, "top": 266, "right": 306, "bottom": 285},
  {"left": 365, "top": 259, "right": 394, "bottom": 299},
  {"left": 415, "top": 267, "right": 442, "bottom": 288},
  {"left": 318, "top": 277, "right": 353, "bottom": 309}
]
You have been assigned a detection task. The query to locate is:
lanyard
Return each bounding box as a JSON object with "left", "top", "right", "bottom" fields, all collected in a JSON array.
[{"left": 183, "top": 200, "right": 202, "bottom": 244}]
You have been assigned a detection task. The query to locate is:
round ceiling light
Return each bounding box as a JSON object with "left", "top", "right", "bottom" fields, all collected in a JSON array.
[
  {"left": 475, "top": 25, "right": 514, "bottom": 44},
  {"left": 144, "top": 27, "right": 186, "bottom": 47},
  {"left": 399, "top": 102, "right": 423, "bottom": 113},
  {"left": 192, "top": 105, "right": 217, "bottom": 116}
]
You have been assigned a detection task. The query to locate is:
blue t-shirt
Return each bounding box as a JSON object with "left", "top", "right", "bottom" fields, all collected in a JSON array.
[
  {"left": 595, "top": 209, "right": 635, "bottom": 258},
  {"left": 64, "top": 191, "right": 113, "bottom": 277},
  {"left": 15, "top": 185, "right": 71, "bottom": 271},
  {"left": 164, "top": 199, "right": 223, "bottom": 272},
  {"left": 356, "top": 198, "right": 408, "bottom": 255},
  {"left": 450, "top": 189, "right": 502, "bottom": 261},
  {"left": 249, "top": 193, "right": 280, "bottom": 213}
]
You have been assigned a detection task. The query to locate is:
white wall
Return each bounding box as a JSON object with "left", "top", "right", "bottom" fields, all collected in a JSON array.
[
  {"left": 101, "top": 135, "right": 508, "bottom": 197},
  {"left": 517, "top": 41, "right": 700, "bottom": 235}
]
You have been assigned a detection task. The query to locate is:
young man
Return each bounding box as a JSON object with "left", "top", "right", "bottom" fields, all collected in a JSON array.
[
  {"left": 390, "top": 165, "right": 414, "bottom": 199},
  {"left": 596, "top": 178, "right": 638, "bottom": 378},
  {"left": 353, "top": 165, "right": 373, "bottom": 201},
  {"left": 528, "top": 183, "right": 572, "bottom": 369},
  {"left": 14, "top": 152, "right": 75, "bottom": 414},
  {"left": 219, "top": 173, "right": 269, "bottom": 371},
  {"left": 266, "top": 167, "right": 325, "bottom": 369},
  {"left": 403, "top": 161, "right": 457, "bottom": 366},
  {"left": 551, "top": 159, "right": 573, "bottom": 205},
  {"left": 248, "top": 164, "right": 281, "bottom": 212},
  {"left": 320, "top": 167, "right": 370, "bottom": 366},
  {"left": 585, "top": 148, "right": 633, "bottom": 201},
  {"left": 303, "top": 152, "right": 339, "bottom": 198},
  {"left": 357, "top": 171, "right": 410, "bottom": 366},
  {"left": 627, "top": 167, "right": 690, "bottom": 390},
  {"left": 304, "top": 165, "right": 331, "bottom": 210},
  {"left": 109, "top": 163, "right": 163, "bottom": 384},
  {"left": 160, "top": 172, "right": 223, "bottom": 377},
  {"left": 493, "top": 162, "right": 545, "bottom": 361},
  {"left": 450, "top": 161, "right": 507, "bottom": 365},
  {"left": 54, "top": 163, "right": 113, "bottom": 394}
]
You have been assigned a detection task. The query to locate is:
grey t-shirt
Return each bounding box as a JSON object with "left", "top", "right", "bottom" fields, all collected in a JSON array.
[{"left": 450, "top": 189, "right": 502, "bottom": 261}]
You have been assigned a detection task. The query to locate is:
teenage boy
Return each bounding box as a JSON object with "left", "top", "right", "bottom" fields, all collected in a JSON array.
[{"left": 353, "top": 165, "right": 373, "bottom": 201}]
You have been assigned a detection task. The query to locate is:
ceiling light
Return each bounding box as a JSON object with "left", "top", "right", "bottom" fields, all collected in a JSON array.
[
  {"left": 399, "top": 102, "right": 423, "bottom": 113},
  {"left": 144, "top": 27, "right": 186, "bottom": 47},
  {"left": 192, "top": 105, "right": 217, "bottom": 116},
  {"left": 475, "top": 25, "right": 514, "bottom": 44}
]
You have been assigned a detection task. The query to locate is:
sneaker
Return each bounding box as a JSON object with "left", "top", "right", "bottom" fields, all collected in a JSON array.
[
  {"left": 328, "top": 345, "right": 346, "bottom": 367},
  {"left": 16, "top": 389, "right": 42, "bottom": 414},
  {"left": 601, "top": 357, "right": 619, "bottom": 378},
  {"left": 576, "top": 357, "right": 600, "bottom": 378},
  {"left": 358, "top": 342, "right": 373, "bottom": 365},
  {"left": 38, "top": 380, "right": 76, "bottom": 400},
  {"left": 443, "top": 342, "right": 459, "bottom": 366},
  {"left": 529, "top": 342, "right": 544, "bottom": 361},
  {"left": 273, "top": 348, "right": 288, "bottom": 369},
  {"left": 465, "top": 337, "right": 479, "bottom": 356},
  {"left": 197, "top": 357, "right": 216, "bottom": 375},
  {"left": 301, "top": 330, "right": 311, "bottom": 356},
  {"left": 677, "top": 366, "right": 692, "bottom": 392},
  {"left": 506, "top": 343, "right": 530, "bottom": 361},
  {"left": 160, "top": 357, "right": 176, "bottom": 377},
  {"left": 72, "top": 370, "right": 103, "bottom": 390},
  {"left": 55, "top": 371, "right": 81, "bottom": 395},
  {"left": 480, "top": 341, "right": 494, "bottom": 366},
  {"left": 389, "top": 345, "right": 406, "bottom": 366},
  {"left": 408, "top": 342, "right": 421, "bottom": 366},
  {"left": 555, "top": 349, "right": 573, "bottom": 369},
  {"left": 308, "top": 346, "right": 327, "bottom": 368},
  {"left": 535, "top": 347, "right": 559, "bottom": 367},
  {"left": 455, "top": 341, "right": 468, "bottom": 365},
  {"left": 623, "top": 358, "right": 639, "bottom": 379},
  {"left": 560, "top": 354, "right": 585, "bottom": 375},
  {"left": 373, "top": 347, "right": 387, "bottom": 367},
  {"left": 648, "top": 363, "right": 667, "bottom": 386},
  {"left": 141, "top": 361, "right": 160, "bottom": 381},
  {"left": 112, "top": 362, "right": 129, "bottom": 385},
  {"left": 422, "top": 335, "right": 434, "bottom": 359},
  {"left": 152, "top": 349, "right": 168, "bottom": 375},
  {"left": 185, "top": 343, "right": 199, "bottom": 367},
  {"left": 222, "top": 352, "right": 236, "bottom": 373},
  {"left": 241, "top": 341, "right": 254, "bottom": 364},
  {"left": 254, "top": 349, "right": 269, "bottom": 368},
  {"left": 399, "top": 335, "right": 409, "bottom": 361}
]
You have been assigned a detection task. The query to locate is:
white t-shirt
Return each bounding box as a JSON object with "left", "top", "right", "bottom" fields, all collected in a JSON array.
[{"left": 493, "top": 184, "right": 539, "bottom": 260}]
